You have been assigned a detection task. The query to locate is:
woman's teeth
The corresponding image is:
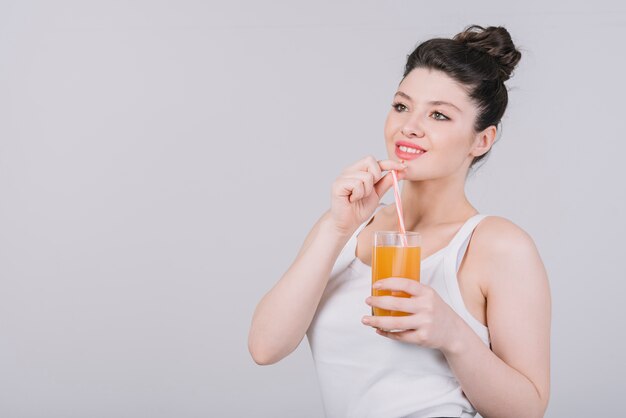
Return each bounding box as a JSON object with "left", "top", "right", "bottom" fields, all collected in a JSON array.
[{"left": 398, "top": 145, "right": 423, "bottom": 154}]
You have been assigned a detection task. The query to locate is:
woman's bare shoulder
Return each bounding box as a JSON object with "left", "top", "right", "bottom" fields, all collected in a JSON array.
[
  {"left": 471, "top": 215, "right": 546, "bottom": 286},
  {"left": 472, "top": 216, "right": 551, "bottom": 408},
  {"left": 473, "top": 215, "right": 538, "bottom": 256}
]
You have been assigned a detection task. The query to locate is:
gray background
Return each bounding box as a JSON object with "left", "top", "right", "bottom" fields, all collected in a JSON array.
[{"left": 1, "top": 1, "right": 625, "bottom": 417}]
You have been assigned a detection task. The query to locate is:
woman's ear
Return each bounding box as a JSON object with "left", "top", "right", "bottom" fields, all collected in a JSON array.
[{"left": 471, "top": 125, "right": 497, "bottom": 157}]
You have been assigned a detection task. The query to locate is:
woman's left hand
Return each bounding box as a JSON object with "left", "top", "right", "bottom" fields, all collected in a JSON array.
[{"left": 362, "top": 278, "right": 465, "bottom": 353}]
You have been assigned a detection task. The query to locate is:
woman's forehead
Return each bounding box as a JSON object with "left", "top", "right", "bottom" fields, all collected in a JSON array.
[{"left": 398, "top": 68, "right": 471, "bottom": 107}]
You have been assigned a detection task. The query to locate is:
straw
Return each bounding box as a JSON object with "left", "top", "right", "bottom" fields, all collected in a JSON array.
[{"left": 390, "top": 169, "right": 408, "bottom": 246}]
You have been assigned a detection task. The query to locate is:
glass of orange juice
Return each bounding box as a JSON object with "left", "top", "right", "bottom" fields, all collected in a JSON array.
[{"left": 371, "top": 231, "right": 421, "bottom": 316}]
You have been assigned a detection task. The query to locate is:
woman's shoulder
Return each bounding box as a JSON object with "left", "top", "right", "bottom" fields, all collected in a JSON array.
[
  {"left": 473, "top": 215, "right": 539, "bottom": 259},
  {"left": 471, "top": 215, "right": 547, "bottom": 291}
]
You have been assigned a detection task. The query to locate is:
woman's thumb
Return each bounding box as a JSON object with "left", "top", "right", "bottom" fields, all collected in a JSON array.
[{"left": 373, "top": 171, "right": 395, "bottom": 197}]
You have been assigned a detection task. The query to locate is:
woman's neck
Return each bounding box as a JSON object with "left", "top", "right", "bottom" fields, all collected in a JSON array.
[{"left": 399, "top": 175, "right": 477, "bottom": 230}]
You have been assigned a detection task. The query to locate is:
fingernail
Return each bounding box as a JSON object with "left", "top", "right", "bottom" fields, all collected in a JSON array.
[
  {"left": 365, "top": 297, "right": 372, "bottom": 304},
  {"left": 362, "top": 316, "right": 370, "bottom": 324},
  {"left": 373, "top": 282, "right": 382, "bottom": 289}
]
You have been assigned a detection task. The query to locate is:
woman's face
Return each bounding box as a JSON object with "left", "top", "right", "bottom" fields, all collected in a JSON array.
[{"left": 384, "top": 67, "right": 486, "bottom": 181}]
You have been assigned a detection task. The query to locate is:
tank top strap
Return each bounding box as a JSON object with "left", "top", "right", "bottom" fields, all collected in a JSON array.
[
  {"left": 445, "top": 214, "right": 490, "bottom": 265},
  {"left": 442, "top": 213, "right": 491, "bottom": 340}
]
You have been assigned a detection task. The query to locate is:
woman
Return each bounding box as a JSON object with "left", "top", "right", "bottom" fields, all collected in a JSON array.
[{"left": 249, "top": 25, "right": 550, "bottom": 418}]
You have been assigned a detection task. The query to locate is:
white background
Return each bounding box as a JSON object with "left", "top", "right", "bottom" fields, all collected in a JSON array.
[{"left": 1, "top": 1, "right": 625, "bottom": 417}]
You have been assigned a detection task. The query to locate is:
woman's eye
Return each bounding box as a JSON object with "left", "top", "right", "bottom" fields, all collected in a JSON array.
[
  {"left": 431, "top": 111, "right": 449, "bottom": 121},
  {"left": 391, "top": 102, "right": 407, "bottom": 112}
]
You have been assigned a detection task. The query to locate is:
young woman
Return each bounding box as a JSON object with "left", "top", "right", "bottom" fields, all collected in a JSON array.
[{"left": 249, "top": 25, "right": 550, "bottom": 418}]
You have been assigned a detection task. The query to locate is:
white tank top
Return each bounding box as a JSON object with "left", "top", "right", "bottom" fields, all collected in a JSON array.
[{"left": 306, "top": 204, "right": 490, "bottom": 418}]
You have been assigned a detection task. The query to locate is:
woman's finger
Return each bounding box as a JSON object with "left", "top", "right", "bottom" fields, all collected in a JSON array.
[
  {"left": 344, "top": 171, "right": 375, "bottom": 197},
  {"left": 376, "top": 328, "right": 414, "bottom": 341},
  {"left": 377, "top": 159, "right": 407, "bottom": 173},
  {"left": 364, "top": 157, "right": 383, "bottom": 183},
  {"left": 361, "top": 314, "right": 414, "bottom": 332},
  {"left": 366, "top": 295, "right": 417, "bottom": 314},
  {"left": 346, "top": 179, "right": 365, "bottom": 202},
  {"left": 343, "top": 156, "right": 404, "bottom": 179},
  {"left": 373, "top": 172, "right": 394, "bottom": 197},
  {"left": 333, "top": 177, "right": 361, "bottom": 199},
  {"left": 372, "top": 277, "right": 423, "bottom": 296},
  {"left": 335, "top": 177, "right": 365, "bottom": 203}
]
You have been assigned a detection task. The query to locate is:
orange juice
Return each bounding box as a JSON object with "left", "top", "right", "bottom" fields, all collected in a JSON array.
[{"left": 371, "top": 245, "right": 421, "bottom": 316}]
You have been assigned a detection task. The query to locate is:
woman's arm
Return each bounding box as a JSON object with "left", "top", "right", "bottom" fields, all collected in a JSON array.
[
  {"left": 248, "top": 157, "right": 407, "bottom": 365},
  {"left": 444, "top": 217, "right": 551, "bottom": 417},
  {"left": 248, "top": 210, "right": 351, "bottom": 365},
  {"left": 363, "top": 216, "right": 551, "bottom": 417}
]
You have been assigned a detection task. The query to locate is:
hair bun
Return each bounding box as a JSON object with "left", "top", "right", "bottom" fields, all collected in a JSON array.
[{"left": 453, "top": 25, "right": 521, "bottom": 81}]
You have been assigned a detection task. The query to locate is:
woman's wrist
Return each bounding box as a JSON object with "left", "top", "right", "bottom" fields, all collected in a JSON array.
[
  {"left": 319, "top": 211, "right": 356, "bottom": 242},
  {"left": 440, "top": 314, "right": 473, "bottom": 357}
]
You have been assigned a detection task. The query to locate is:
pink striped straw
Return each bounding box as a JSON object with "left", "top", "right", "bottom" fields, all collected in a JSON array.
[{"left": 390, "top": 170, "right": 408, "bottom": 246}]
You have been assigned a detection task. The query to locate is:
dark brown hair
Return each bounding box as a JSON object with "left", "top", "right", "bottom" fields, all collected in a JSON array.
[{"left": 402, "top": 25, "right": 522, "bottom": 168}]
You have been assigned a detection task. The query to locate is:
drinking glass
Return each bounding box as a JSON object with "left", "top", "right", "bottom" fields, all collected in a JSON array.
[{"left": 371, "top": 231, "right": 421, "bottom": 316}]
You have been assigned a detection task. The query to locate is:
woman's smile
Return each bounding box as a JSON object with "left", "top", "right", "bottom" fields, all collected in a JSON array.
[{"left": 395, "top": 140, "right": 427, "bottom": 160}]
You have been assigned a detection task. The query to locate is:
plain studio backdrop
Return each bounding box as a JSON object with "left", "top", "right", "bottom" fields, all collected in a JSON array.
[{"left": 1, "top": 1, "right": 625, "bottom": 417}]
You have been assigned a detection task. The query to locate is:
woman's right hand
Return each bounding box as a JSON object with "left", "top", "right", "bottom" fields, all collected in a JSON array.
[{"left": 329, "top": 156, "right": 407, "bottom": 236}]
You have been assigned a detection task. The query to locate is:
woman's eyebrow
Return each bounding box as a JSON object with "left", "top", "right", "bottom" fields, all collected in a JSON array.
[
  {"left": 394, "top": 91, "right": 413, "bottom": 101},
  {"left": 394, "top": 91, "right": 461, "bottom": 112}
]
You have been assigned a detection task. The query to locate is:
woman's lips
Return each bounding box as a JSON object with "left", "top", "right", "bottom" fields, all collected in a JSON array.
[{"left": 395, "top": 142, "right": 426, "bottom": 160}]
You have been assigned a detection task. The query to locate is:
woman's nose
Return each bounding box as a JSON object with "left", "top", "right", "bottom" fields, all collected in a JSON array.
[{"left": 401, "top": 117, "right": 426, "bottom": 138}]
